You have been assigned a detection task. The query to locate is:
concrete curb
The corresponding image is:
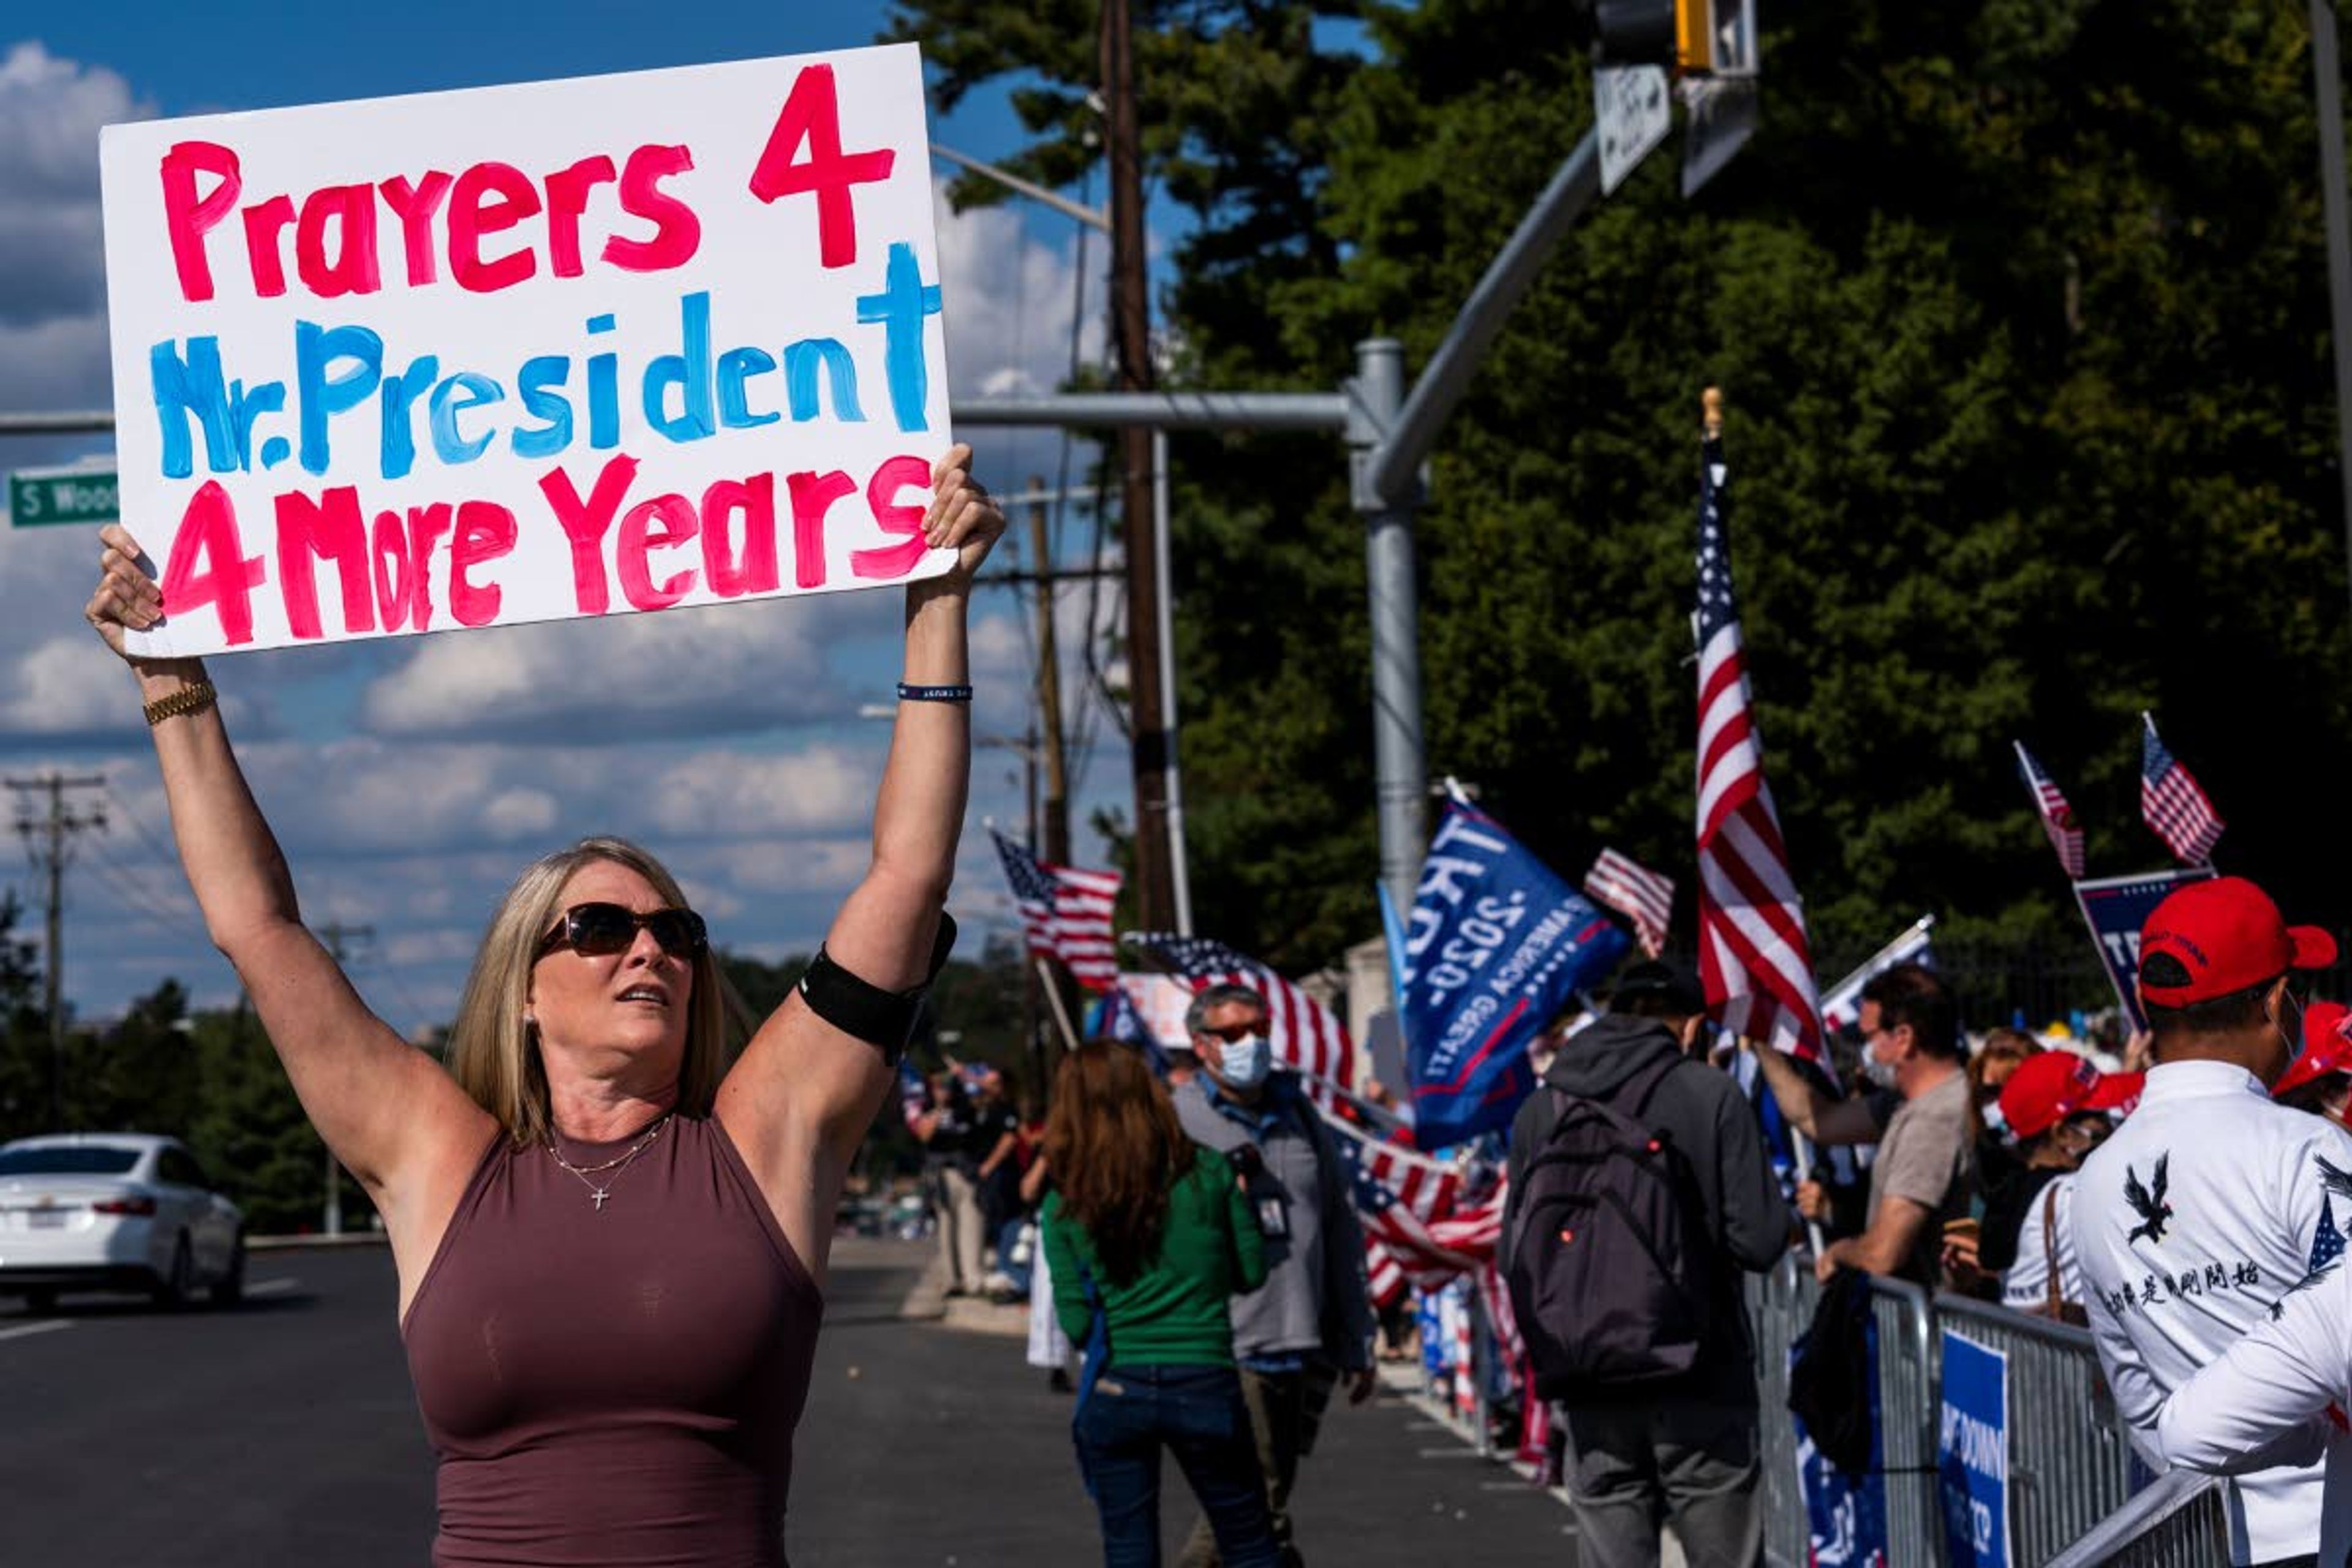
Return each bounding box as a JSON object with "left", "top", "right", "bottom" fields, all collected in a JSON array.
[{"left": 249, "top": 1234, "right": 388, "bottom": 1253}]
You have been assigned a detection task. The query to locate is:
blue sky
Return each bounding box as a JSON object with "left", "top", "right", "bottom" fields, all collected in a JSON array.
[{"left": 0, "top": 3, "right": 1144, "bottom": 1038}]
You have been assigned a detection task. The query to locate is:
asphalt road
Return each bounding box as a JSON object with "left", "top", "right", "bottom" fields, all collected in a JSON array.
[{"left": 0, "top": 1238, "right": 1577, "bottom": 1566}]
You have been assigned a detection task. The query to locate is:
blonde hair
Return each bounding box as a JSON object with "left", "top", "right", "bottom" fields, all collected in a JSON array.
[{"left": 447, "top": 837, "right": 734, "bottom": 1145}]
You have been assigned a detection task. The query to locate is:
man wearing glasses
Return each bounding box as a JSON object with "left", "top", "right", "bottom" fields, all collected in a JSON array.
[
  {"left": 1171, "top": 984, "right": 1376, "bottom": 1568},
  {"left": 2072, "top": 877, "right": 2352, "bottom": 1568},
  {"left": 1751, "top": 964, "right": 1973, "bottom": 1285}
]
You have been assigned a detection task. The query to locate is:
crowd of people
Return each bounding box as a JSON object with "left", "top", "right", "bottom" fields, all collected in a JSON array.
[{"left": 913, "top": 873, "right": 2352, "bottom": 1568}]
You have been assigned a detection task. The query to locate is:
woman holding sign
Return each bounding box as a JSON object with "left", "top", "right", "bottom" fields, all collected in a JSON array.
[{"left": 85, "top": 445, "right": 1001, "bottom": 1568}]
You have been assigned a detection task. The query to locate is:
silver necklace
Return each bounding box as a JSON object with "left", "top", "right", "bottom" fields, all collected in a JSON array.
[{"left": 546, "top": 1113, "right": 673, "bottom": 1212}]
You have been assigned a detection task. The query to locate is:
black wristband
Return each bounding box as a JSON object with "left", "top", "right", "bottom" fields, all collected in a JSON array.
[
  {"left": 794, "top": 914, "right": 959, "bottom": 1057},
  {"left": 897, "top": 682, "right": 973, "bottom": 703}
]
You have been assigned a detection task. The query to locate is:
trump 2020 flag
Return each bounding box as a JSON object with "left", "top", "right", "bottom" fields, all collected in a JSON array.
[{"left": 1399, "top": 802, "right": 1631, "bottom": 1147}]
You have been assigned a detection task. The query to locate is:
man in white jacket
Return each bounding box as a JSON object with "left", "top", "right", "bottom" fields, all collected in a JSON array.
[{"left": 2072, "top": 875, "right": 2352, "bottom": 1568}]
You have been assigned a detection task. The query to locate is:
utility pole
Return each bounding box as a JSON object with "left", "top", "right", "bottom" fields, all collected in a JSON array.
[
  {"left": 316, "top": 921, "right": 374, "bottom": 1237},
  {"left": 1025, "top": 478, "right": 1074, "bottom": 867},
  {"left": 8, "top": 774, "right": 106, "bottom": 1129},
  {"left": 1100, "top": 0, "right": 1174, "bottom": 930}
]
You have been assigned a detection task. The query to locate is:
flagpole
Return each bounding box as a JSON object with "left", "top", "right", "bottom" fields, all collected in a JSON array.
[
  {"left": 1818, "top": 913, "right": 1937, "bottom": 1004},
  {"left": 1036, "top": 959, "right": 1082, "bottom": 1053}
]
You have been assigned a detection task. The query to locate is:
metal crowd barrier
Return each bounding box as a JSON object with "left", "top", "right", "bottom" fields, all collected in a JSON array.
[
  {"left": 1745, "top": 1252, "right": 1818, "bottom": 1568},
  {"left": 2043, "top": 1471, "right": 2231, "bottom": 1567},
  {"left": 1932, "top": 1294, "right": 2141, "bottom": 1564},
  {"left": 1866, "top": 1275, "right": 1943, "bottom": 1567}
]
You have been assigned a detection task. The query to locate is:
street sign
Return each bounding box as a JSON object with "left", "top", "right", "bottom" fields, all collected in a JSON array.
[
  {"left": 1596, "top": 66, "right": 1673, "bottom": 195},
  {"left": 1681, "top": 75, "right": 1759, "bottom": 197},
  {"left": 9, "top": 465, "right": 118, "bottom": 529}
]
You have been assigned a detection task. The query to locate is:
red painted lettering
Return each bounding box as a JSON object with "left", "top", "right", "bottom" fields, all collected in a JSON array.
[
  {"left": 787, "top": 469, "right": 856, "bottom": 589},
  {"left": 617, "top": 495, "right": 699, "bottom": 611},
  {"left": 371, "top": 509, "right": 415, "bottom": 631},
  {"left": 449, "top": 501, "right": 517, "bottom": 627},
  {"left": 538, "top": 454, "right": 639, "bottom": 615},
  {"left": 449, "top": 162, "right": 541, "bottom": 293},
  {"left": 545, "top": 154, "right": 618, "bottom": 277},
  {"left": 747, "top": 65, "right": 895, "bottom": 269},
  {"left": 294, "top": 184, "right": 381, "bottom": 299},
  {"left": 851, "top": 454, "right": 933, "bottom": 581},
  {"left": 159, "top": 482, "right": 266, "bottom": 647},
  {"left": 240, "top": 193, "right": 296, "bottom": 298},
  {"left": 379, "top": 171, "right": 453, "bottom": 287},
  {"left": 274, "top": 487, "right": 375, "bottom": 639},
  {"left": 405, "top": 503, "right": 455, "bottom": 632},
  {"left": 701, "top": 475, "right": 778, "bottom": 597},
  {"left": 606, "top": 144, "right": 700, "bottom": 272},
  {"left": 159, "top": 141, "right": 241, "bottom": 304}
]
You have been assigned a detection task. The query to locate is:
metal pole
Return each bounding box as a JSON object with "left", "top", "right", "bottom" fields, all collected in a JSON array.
[
  {"left": 1153, "top": 429, "right": 1193, "bottom": 935},
  {"left": 2312, "top": 0, "right": 2352, "bottom": 624},
  {"left": 1363, "top": 132, "right": 1602, "bottom": 507},
  {"left": 1101, "top": 0, "right": 1175, "bottom": 932},
  {"left": 1350, "top": 341, "right": 1427, "bottom": 914},
  {"left": 1027, "top": 480, "right": 1072, "bottom": 868}
]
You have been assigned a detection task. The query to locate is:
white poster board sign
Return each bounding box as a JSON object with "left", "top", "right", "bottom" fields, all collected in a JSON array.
[{"left": 100, "top": 43, "right": 954, "bottom": 658}]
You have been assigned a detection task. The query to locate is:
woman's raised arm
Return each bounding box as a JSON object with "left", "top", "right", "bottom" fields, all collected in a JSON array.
[
  {"left": 85, "top": 526, "right": 492, "bottom": 1245},
  {"left": 718, "top": 445, "right": 1002, "bottom": 1276}
]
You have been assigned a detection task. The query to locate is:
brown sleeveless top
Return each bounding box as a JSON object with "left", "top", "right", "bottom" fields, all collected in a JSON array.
[{"left": 401, "top": 1113, "right": 822, "bottom": 1567}]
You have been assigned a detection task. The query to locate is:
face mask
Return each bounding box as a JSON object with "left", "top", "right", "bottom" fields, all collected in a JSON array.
[{"left": 1218, "top": 1034, "right": 1273, "bottom": 1089}]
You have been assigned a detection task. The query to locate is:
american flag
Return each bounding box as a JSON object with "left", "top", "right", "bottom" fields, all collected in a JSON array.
[
  {"left": 991, "top": 830, "right": 1122, "bottom": 992},
  {"left": 2013, "top": 741, "right": 2085, "bottom": 879},
  {"left": 2141, "top": 714, "right": 2225, "bottom": 867},
  {"left": 1583, "top": 847, "right": 1674, "bottom": 958},
  {"left": 1692, "top": 423, "right": 1825, "bottom": 1066},
  {"left": 1123, "top": 931, "right": 1355, "bottom": 1089}
]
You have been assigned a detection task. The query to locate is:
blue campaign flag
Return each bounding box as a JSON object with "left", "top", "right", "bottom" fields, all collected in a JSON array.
[
  {"left": 1086, "top": 984, "right": 1171, "bottom": 1078},
  {"left": 1795, "top": 1320, "right": 1891, "bottom": 1568},
  {"left": 1399, "top": 802, "right": 1632, "bottom": 1147}
]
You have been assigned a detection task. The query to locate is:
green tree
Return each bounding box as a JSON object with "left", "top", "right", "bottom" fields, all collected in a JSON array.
[{"left": 890, "top": 0, "right": 2352, "bottom": 1011}]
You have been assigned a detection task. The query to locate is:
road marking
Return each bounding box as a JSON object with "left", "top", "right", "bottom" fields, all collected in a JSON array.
[
  {"left": 248, "top": 1276, "right": 299, "bottom": 1297},
  {"left": 0, "top": 1319, "right": 71, "bottom": 1343},
  {"left": 1414, "top": 1447, "right": 1487, "bottom": 1460}
]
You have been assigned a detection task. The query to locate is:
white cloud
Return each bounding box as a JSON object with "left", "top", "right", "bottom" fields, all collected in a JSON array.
[
  {"left": 644, "top": 745, "right": 874, "bottom": 839},
  {"left": 356, "top": 590, "right": 887, "bottom": 741}
]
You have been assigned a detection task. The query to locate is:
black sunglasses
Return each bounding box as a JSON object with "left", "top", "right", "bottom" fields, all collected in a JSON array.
[
  {"left": 535, "top": 902, "right": 708, "bottom": 960},
  {"left": 1196, "top": 1020, "right": 1265, "bottom": 1044}
]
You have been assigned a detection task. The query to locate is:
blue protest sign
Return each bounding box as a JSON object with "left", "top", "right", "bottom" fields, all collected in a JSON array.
[
  {"left": 1399, "top": 802, "right": 1631, "bottom": 1147},
  {"left": 1938, "top": 1330, "right": 2011, "bottom": 1568},
  {"left": 2073, "top": 867, "right": 2216, "bottom": 1031},
  {"left": 1793, "top": 1319, "right": 1890, "bottom": 1568}
]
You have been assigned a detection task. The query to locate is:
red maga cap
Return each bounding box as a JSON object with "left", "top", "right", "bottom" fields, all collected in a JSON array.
[
  {"left": 1997, "top": 1049, "right": 2143, "bottom": 1142},
  {"left": 2274, "top": 1000, "right": 2352, "bottom": 1101},
  {"left": 2138, "top": 876, "right": 2335, "bottom": 1008}
]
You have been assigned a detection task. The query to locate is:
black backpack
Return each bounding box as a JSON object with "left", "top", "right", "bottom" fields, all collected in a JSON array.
[{"left": 1505, "top": 1053, "right": 1714, "bottom": 1400}]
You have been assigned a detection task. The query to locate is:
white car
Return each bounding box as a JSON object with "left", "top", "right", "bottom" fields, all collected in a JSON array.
[{"left": 0, "top": 1134, "right": 245, "bottom": 1311}]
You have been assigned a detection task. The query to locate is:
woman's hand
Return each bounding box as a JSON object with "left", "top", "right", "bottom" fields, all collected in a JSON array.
[
  {"left": 922, "top": 442, "right": 1005, "bottom": 588},
  {"left": 85, "top": 524, "right": 166, "bottom": 663}
]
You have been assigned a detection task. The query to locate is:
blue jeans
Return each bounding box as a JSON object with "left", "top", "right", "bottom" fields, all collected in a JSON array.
[{"left": 1074, "top": 1363, "right": 1279, "bottom": 1568}]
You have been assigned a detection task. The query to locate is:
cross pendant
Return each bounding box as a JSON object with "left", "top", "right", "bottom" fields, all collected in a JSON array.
[{"left": 592, "top": 1187, "right": 609, "bottom": 1212}]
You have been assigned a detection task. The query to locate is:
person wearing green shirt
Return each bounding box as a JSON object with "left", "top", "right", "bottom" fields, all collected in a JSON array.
[{"left": 1042, "top": 1041, "right": 1278, "bottom": 1568}]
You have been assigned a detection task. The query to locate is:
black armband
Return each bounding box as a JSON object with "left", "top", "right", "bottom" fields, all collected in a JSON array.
[{"left": 796, "top": 914, "right": 958, "bottom": 1058}]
